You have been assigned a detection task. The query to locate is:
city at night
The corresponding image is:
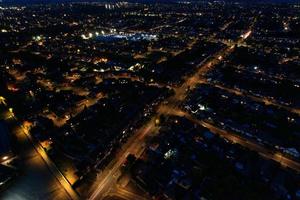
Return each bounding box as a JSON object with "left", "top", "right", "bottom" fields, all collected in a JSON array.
[{"left": 0, "top": 0, "right": 300, "bottom": 200}]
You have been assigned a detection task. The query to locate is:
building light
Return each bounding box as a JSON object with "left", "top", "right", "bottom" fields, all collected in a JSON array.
[
  {"left": 155, "top": 119, "right": 160, "bottom": 125},
  {"left": 2, "top": 156, "right": 9, "bottom": 161},
  {"left": 81, "top": 34, "right": 87, "bottom": 39}
]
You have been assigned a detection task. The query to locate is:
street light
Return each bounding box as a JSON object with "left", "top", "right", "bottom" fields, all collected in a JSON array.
[
  {"left": 0, "top": 96, "right": 7, "bottom": 105},
  {"left": 155, "top": 118, "right": 160, "bottom": 126},
  {"left": 9, "top": 108, "right": 13, "bottom": 113}
]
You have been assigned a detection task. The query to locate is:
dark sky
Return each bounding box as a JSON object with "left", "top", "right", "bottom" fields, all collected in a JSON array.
[{"left": 1, "top": 0, "right": 299, "bottom": 4}]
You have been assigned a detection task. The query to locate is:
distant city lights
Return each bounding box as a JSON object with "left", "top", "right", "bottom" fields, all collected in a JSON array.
[{"left": 81, "top": 29, "right": 158, "bottom": 41}]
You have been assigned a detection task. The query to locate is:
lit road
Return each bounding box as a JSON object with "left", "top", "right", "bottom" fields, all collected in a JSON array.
[
  {"left": 95, "top": 72, "right": 170, "bottom": 89},
  {"left": 0, "top": 100, "right": 79, "bottom": 200},
  {"left": 43, "top": 92, "right": 105, "bottom": 127},
  {"left": 88, "top": 26, "right": 255, "bottom": 200},
  {"left": 42, "top": 72, "right": 168, "bottom": 128},
  {"left": 20, "top": 122, "right": 80, "bottom": 200},
  {"left": 109, "top": 187, "right": 149, "bottom": 200},
  {"left": 214, "top": 83, "right": 300, "bottom": 115},
  {"left": 0, "top": 115, "right": 72, "bottom": 200},
  {"left": 89, "top": 120, "right": 157, "bottom": 200},
  {"left": 198, "top": 80, "right": 300, "bottom": 115},
  {"left": 151, "top": 17, "right": 187, "bottom": 31},
  {"left": 9, "top": 41, "right": 33, "bottom": 53},
  {"left": 0, "top": 145, "right": 72, "bottom": 200},
  {"left": 159, "top": 106, "right": 300, "bottom": 173}
]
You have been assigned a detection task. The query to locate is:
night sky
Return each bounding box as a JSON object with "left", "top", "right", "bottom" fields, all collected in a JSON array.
[{"left": 1, "top": 0, "right": 299, "bottom": 5}]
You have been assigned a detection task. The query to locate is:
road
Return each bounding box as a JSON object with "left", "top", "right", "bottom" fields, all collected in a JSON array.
[
  {"left": 95, "top": 72, "right": 170, "bottom": 89},
  {"left": 197, "top": 80, "right": 300, "bottom": 115},
  {"left": 212, "top": 82, "right": 300, "bottom": 115},
  {"left": 39, "top": 71, "right": 169, "bottom": 128},
  {"left": 0, "top": 110, "right": 73, "bottom": 200},
  {"left": 0, "top": 101, "right": 80, "bottom": 200},
  {"left": 9, "top": 41, "right": 32, "bottom": 53},
  {"left": 89, "top": 120, "right": 157, "bottom": 200},
  {"left": 159, "top": 106, "right": 300, "bottom": 173},
  {"left": 43, "top": 92, "right": 105, "bottom": 127},
  {"left": 88, "top": 26, "right": 254, "bottom": 200},
  {"left": 108, "top": 187, "right": 149, "bottom": 200},
  {"left": 20, "top": 122, "right": 80, "bottom": 200}
]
